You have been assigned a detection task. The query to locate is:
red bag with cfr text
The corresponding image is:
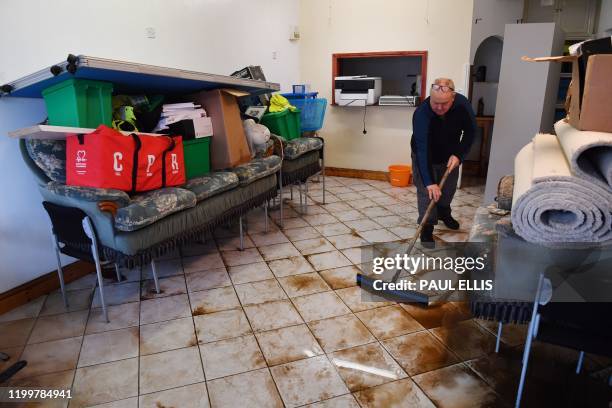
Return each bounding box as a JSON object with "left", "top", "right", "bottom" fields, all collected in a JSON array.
[{"left": 66, "top": 125, "right": 186, "bottom": 193}]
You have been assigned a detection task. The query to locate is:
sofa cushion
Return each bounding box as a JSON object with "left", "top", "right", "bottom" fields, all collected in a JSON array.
[
  {"left": 25, "top": 139, "right": 66, "bottom": 183},
  {"left": 253, "top": 138, "right": 274, "bottom": 158},
  {"left": 281, "top": 137, "right": 323, "bottom": 160},
  {"left": 115, "top": 187, "right": 196, "bottom": 232},
  {"left": 47, "top": 182, "right": 131, "bottom": 206},
  {"left": 183, "top": 171, "right": 239, "bottom": 202},
  {"left": 232, "top": 155, "right": 281, "bottom": 186}
]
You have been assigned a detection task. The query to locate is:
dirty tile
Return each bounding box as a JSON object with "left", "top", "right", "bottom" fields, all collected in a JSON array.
[
  {"left": 221, "top": 248, "right": 264, "bottom": 266},
  {"left": 335, "top": 286, "right": 394, "bottom": 313},
  {"left": 326, "top": 234, "right": 368, "bottom": 250},
  {"left": 139, "top": 346, "right": 204, "bottom": 394},
  {"left": 92, "top": 282, "right": 140, "bottom": 308},
  {"left": 430, "top": 320, "right": 497, "bottom": 361},
  {"left": 28, "top": 310, "right": 88, "bottom": 344},
  {"left": 361, "top": 206, "right": 394, "bottom": 218},
  {"left": 185, "top": 268, "right": 231, "bottom": 292},
  {"left": 189, "top": 286, "right": 241, "bottom": 315},
  {"left": 353, "top": 378, "right": 435, "bottom": 408},
  {"left": 314, "top": 223, "right": 352, "bottom": 237},
  {"left": 89, "top": 397, "right": 138, "bottom": 407},
  {"left": 304, "top": 394, "right": 361, "bottom": 407},
  {"left": 358, "top": 228, "right": 400, "bottom": 243},
  {"left": 70, "top": 358, "right": 139, "bottom": 407},
  {"left": 343, "top": 219, "right": 382, "bottom": 232},
  {"left": 268, "top": 255, "right": 314, "bottom": 277},
  {"left": 334, "top": 210, "right": 365, "bottom": 222},
  {"left": 464, "top": 353, "right": 523, "bottom": 400},
  {"left": 64, "top": 274, "right": 98, "bottom": 291},
  {"left": 14, "top": 336, "right": 82, "bottom": 379},
  {"left": 259, "top": 242, "right": 301, "bottom": 261},
  {"left": 278, "top": 272, "right": 330, "bottom": 297},
  {"left": 346, "top": 199, "right": 377, "bottom": 210},
  {"left": 86, "top": 302, "right": 140, "bottom": 334},
  {"left": 356, "top": 305, "right": 423, "bottom": 339},
  {"left": 9, "top": 368, "right": 74, "bottom": 391},
  {"left": 200, "top": 334, "right": 266, "bottom": 379},
  {"left": 323, "top": 202, "right": 353, "bottom": 212},
  {"left": 140, "top": 317, "right": 196, "bottom": 355},
  {"left": 388, "top": 225, "right": 418, "bottom": 240},
  {"left": 193, "top": 308, "right": 251, "bottom": 343},
  {"left": 250, "top": 230, "right": 290, "bottom": 247},
  {"left": 77, "top": 327, "right": 139, "bottom": 368},
  {"left": 280, "top": 217, "right": 309, "bottom": 229},
  {"left": 244, "top": 299, "right": 303, "bottom": 332},
  {"left": 140, "top": 275, "right": 187, "bottom": 300},
  {"left": 319, "top": 266, "right": 361, "bottom": 289},
  {"left": 329, "top": 343, "right": 407, "bottom": 391},
  {"left": 139, "top": 382, "right": 209, "bottom": 408},
  {"left": 0, "top": 346, "right": 23, "bottom": 373},
  {"left": 382, "top": 330, "right": 459, "bottom": 376},
  {"left": 284, "top": 226, "right": 322, "bottom": 241},
  {"left": 293, "top": 237, "right": 337, "bottom": 255},
  {"left": 270, "top": 355, "right": 349, "bottom": 407},
  {"left": 399, "top": 302, "right": 470, "bottom": 329},
  {"left": 337, "top": 192, "right": 365, "bottom": 201},
  {"left": 216, "top": 235, "right": 255, "bottom": 252},
  {"left": 0, "top": 318, "right": 35, "bottom": 348},
  {"left": 140, "top": 294, "right": 191, "bottom": 325},
  {"left": 412, "top": 363, "right": 502, "bottom": 408},
  {"left": 303, "top": 213, "right": 338, "bottom": 226},
  {"left": 475, "top": 319, "right": 527, "bottom": 347},
  {"left": 207, "top": 368, "right": 283, "bottom": 408},
  {"left": 235, "top": 279, "right": 287, "bottom": 305},
  {"left": 255, "top": 324, "right": 324, "bottom": 366},
  {"left": 183, "top": 252, "right": 225, "bottom": 273},
  {"left": 436, "top": 231, "right": 469, "bottom": 243},
  {"left": 40, "top": 288, "right": 93, "bottom": 316},
  {"left": 307, "top": 251, "right": 352, "bottom": 271},
  {"left": 141, "top": 258, "right": 183, "bottom": 279},
  {"left": 227, "top": 261, "right": 274, "bottom": 284},
  {"left": 308, "top": 314, "right": 375, "bottom": 353},
  {"left": 0, "top": 296, "right": 45, "bottom": 323},
  {"left": 292, "top": 291, "right": 351, "bottom": 322}
]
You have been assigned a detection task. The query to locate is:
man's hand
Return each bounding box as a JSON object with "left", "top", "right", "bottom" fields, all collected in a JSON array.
[
  {"left": 426, "top": 184, "right": 441, "bottom": 202},
  {"left": 447, "top": 155, "right": 461, "bottom": 171}
]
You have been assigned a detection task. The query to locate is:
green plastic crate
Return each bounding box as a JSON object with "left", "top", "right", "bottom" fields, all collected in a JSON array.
[
  {"left": 261, "top": 108, "right": 301, "bottom": 140},
  {"left": 183, "top": 137, "right": 211, "bottom": 179},
  {"left": 42, "top": 78, "right": 113, "bottom": 128}
]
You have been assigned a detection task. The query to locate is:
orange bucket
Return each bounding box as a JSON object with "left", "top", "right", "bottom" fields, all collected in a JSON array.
[{"left": 388, "top": 164, "right": 412, "bottom": 187}]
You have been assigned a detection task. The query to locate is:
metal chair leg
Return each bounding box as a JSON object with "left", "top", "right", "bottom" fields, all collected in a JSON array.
[
  {"left": 52, "top": 234, "right": 68, "bottom": 309},
  {"left": 150, "top": 259, "right": 161, "bottom": 294},
  {"left": 321, "top": 152, "right": 326, "bottom": 204},
  {"left": 290, "top": 185, "right": 294, "bottom": 200},
  {"left": 495, "top": 322, "right": 503, "bottom": 353},
  {"left": 83, "top": 218, "right": 109, "bottom": 323},
  {"left": 576, "top": 351, "right": 585, "bottom": 374},
  {"left": 114, "top": 263, "right": 122, "bottom": 282},
  {"left": 239, "top": 216, "right": 244, "bottom": 251},
  {"left": 264, "top": 202, "right": 269, "bottom": 233},
  {"left": 304, "top": 180, "right": 308, "bottom": 214}
]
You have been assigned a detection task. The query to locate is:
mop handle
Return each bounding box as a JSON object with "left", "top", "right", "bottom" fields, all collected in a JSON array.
[{"left": 406, "top": 166, "right": 453, "bottom": 255}]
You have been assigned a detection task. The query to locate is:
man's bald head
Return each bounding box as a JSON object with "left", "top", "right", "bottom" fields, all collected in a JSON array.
[{"left": 430, "top": 77, "right": 456, "bottom": 116}]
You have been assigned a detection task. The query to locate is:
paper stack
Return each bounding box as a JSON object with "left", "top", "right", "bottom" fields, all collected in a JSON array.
[{"left": 154, "top": 102, "right": 213, "bottom": 138}]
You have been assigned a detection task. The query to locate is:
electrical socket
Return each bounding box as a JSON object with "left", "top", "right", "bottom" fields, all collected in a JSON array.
[
  {"left": 145, "top": 27, "right": 156, "bottom": 39},
  {"left": 272, "top": 51, "right": 278, "bottom": 60}
]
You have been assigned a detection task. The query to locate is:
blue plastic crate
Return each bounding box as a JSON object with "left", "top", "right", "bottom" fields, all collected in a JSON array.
[
  {"left": 281, "top": 92, "right": 318, "bottom": 100},
  {"left": 285, "top": 97, "right": 327, "bottom": 132}
]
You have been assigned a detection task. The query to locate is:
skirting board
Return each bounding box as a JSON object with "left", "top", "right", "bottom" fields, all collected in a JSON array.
[
  {"left": 0, "top": 261, "right": 94, "bottom": 315},
  {"left": 325, "top": 167, "right": 389, "bottom": 181}
]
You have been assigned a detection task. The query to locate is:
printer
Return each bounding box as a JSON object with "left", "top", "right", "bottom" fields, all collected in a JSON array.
[{"left": 334, "top": 76, "right": 382, "bottom": 106}]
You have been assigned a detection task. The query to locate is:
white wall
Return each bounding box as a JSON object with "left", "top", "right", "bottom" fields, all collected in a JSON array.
[
  {"left": 597, "top": 0, "right": 612, "bottom": 35},
  {"left": 299, "top": 0, "right": 474, "bottom": 171},
  {"left": 0, "top": 0, "right": 300, "bottom": 292}
]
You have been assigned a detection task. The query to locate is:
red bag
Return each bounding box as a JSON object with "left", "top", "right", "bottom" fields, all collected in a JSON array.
[{"left": 66, "top": 125, "right": 186, "bottom": 192}]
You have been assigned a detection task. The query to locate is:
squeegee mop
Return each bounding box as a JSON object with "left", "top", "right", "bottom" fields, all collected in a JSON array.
[{"left": 356, "top": 167, "right": 452, "bottom": 306}]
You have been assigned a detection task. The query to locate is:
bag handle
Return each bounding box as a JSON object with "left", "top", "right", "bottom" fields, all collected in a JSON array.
[
  {"left": 130, "top": 133, "right": 142, "bottom": 194},
  {"left": 161, "top": 136, "right": 177, "bottom": 188}
]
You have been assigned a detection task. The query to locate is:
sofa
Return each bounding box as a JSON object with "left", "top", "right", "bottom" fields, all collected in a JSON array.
[{"left": 21, "top": 137, "right": 282, "bottom": 269}]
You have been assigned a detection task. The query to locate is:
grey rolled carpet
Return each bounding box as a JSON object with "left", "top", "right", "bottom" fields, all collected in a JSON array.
[
  {"left": 555, "top": 120, "right": 612, "bottom": 191},
  {"left": 511, "top": 133, "right": 612, "bottom": 247}
]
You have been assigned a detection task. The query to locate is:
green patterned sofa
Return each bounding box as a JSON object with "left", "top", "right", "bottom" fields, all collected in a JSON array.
[{"left": 22, "top": 138, "right": 281, "bottom": 268}]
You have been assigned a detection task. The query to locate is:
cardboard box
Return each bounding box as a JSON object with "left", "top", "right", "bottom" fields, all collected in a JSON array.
[
  {"left": 188, "top": 88, "right": 251, "bottom": 170},
  {"left": 523, "top": 53, "right": 612, "bottom": 133}
]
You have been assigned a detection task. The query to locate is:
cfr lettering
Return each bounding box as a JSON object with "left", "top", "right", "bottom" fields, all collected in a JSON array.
[{"left": 113, "top": 152, "right": 123, "bottom": 173}]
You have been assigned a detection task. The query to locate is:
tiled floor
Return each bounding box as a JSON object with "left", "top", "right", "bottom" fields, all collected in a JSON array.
[{"left": 1, "top": 176, "right": 610, "bottom": 407}]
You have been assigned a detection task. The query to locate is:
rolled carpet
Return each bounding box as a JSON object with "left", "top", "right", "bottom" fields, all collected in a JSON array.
[
  {"left": 512, "top": 133, "right": 612, "bottom": 247},
  {"left": 555, "top": 120, "right": 612, "bottom": 191}
]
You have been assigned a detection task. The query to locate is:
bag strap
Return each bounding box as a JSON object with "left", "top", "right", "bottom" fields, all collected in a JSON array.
[
  {"left": 130, "top": 133, "right": 142, "bottom": 194},
  {"left": 161, "top": 136, "right": 177, "bottom": 188}
]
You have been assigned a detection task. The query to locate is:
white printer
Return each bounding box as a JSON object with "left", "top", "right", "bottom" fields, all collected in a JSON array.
[{"left": 334, "top": 76, "right": 382, "bottom": 106}]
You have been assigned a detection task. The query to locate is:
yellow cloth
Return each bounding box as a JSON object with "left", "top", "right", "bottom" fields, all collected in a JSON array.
[{"left": 269, "top": 94, "right": 297, "bottom": 113}]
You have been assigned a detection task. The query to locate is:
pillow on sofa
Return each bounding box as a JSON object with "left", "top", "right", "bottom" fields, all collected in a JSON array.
[
  {"left": 184, "top": 171, "right": 239, "bottom": 202},
  {"left": 281, "top": 137, "right": 323, "bottom": 160},
  {"left": 115, "top": 187, "right": 196, "bottom": 232},
  {"left": 232, "top": 155, "right": 281, "bottom": 186},
  {"left": 25, "top": 139, "right": 66, "bottom": 183}
]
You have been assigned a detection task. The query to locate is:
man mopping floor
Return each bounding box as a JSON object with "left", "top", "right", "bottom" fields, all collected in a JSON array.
[{"left": 410, "top": 78, "right": 476, "bottom": 246}]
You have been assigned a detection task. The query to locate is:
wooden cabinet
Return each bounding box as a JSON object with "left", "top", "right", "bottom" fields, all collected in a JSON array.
[{"left": 523, "top": 0, "right": 598, "bottom": 39}]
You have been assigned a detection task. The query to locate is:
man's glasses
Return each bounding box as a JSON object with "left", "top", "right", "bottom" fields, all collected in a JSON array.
[{"left": 431, "top": 84, "right": 454, "bottom": 93}]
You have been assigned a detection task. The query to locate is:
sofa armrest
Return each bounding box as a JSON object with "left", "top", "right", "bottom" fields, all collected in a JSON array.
[{"left": 46, "top": 182, "right": 131, "bottom": 207}]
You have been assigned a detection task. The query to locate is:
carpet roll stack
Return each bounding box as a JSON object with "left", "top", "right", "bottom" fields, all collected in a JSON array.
[{"left": 511, "top": 121, "right": 612, "bottom": 247}]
